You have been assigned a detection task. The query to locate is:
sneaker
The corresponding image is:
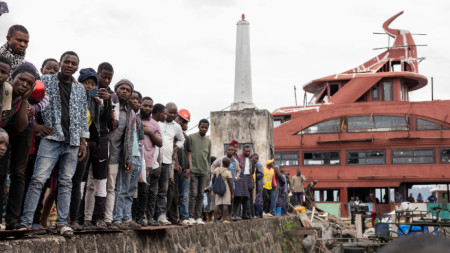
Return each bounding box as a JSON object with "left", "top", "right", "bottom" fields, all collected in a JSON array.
[
  {"left": 267, "top": 213, "right": 273, "bottom": 217},
  {"left": 148, "top": 218, "right": 159, "bottom": 226},
  {"left": 157, "top": 215, "right": 171, "bottom": 226},
  {"left": 6, "top": 222, "right": 28, "bottom": 230},
  {"left": 196, "top": 218, "right": 205, "bottom": 225},
  {"left": 136, "top": 219, "right": 147, "bottom": 227},
  {"left": 181, "top": 219, "right": 191, "bottom": 226},
  {"left": 83, "top": 220, "right": 94, "bottom": 230},
  {"left": 188, "top": 218, "right": 197, "bottom": 225},
  {"left": 95, "top": 220, "right": 108, "bottom": 230},
  {"left": 129, "top": 221, "right": 142, "bottom": 229}
]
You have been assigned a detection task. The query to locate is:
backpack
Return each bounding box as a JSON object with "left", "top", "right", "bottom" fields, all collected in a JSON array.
[{"left": 213, "top": 169, "right": 227, "bottom": 196}]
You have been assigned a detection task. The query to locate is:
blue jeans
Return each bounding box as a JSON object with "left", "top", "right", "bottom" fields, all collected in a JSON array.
[
  {"left": 113, "top": 156, "right": 142, "bottom": 223},
  {"left": 177, "top": 170, "right": 190, "bottom": 221},
  {"left": 21, "top": 139, "right": 79, "bottom": 227},
  {"left": 270, "top": 189, "right": 279, "bottom": 215}
]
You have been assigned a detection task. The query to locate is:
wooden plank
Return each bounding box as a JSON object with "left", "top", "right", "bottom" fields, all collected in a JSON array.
[
  {"left": 299, "top": 213, "right": 311, "bottom": 228},
  {"left": 356, "top": 214, "right": 363, "bottom": 238}
]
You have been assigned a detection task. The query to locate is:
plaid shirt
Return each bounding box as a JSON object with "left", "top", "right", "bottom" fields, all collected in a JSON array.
[{"left": 41, "top": 74, "right": 89, "bottom": 146}]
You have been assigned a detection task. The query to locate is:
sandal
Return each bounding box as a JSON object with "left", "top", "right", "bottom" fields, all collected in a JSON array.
[
  {"left": 95, "top": 220, "right": 107, "bottom": 230},
  {"left": 106, "top": 222, "right": 120, "bottom": 231},
  {"left": 70, "top": 222, "right": 83, "bottom": 231},
  {"left": 58, "top": 225, "right": 74, "bottom": 237}
]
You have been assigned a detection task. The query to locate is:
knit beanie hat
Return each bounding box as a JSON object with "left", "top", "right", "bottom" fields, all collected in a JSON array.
[
  {"left": 114, "top": 79, "right": 134, "bottom": 92},
  {"left": 11, "top": 63, "right": 38, "bottom": 80},
  {"left": 78, "top": 68, "right": 98, "bottom": 84}
]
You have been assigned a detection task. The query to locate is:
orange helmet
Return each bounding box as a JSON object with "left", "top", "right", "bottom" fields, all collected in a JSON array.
[{"left": 178, "top": 109, "right": 190, "bottom": 122}]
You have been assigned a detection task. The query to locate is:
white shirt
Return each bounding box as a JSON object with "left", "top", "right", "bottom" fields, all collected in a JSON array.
[
  {"left": 244, "top": 157, "right": 251, "bottom": 175},
  {"left": 159, "top": 121, "right": 185, "bottom": 164}
]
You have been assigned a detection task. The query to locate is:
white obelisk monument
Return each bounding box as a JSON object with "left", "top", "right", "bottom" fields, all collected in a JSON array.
[
  {"left": 231, "top": 14, "right": 256, "bottom": 111},
  {"left": 210, "top": 14, "right": 273, "bottom": 163}
]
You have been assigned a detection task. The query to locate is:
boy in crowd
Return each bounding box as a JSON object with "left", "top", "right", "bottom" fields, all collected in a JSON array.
[
  {"left": 188, "top": 119, "right": 211, "bottom": 225},
  {"left": 103, "top": 79, "right": 136, "bottom": 229},
  {"left": 262, "top": 160, "right": 276, "bottom": 217},
  {"left": 112, "top": 90, "right": 144, "bottom": 229},
  {"left": 0, "top": 25, "right": 29, "bottom": 71},
  {"left": 170, "top": 109, "right": 191, "bottom": 225},
  {"left": 212, "top": 157, "right": 233, "bottom": 223},
  {"left": 153, "top": 102, "right": 184, "bottom": 225},
  {"left": 83, "top": 62, "right": 113, "bottom": 230},
  {"left": 135, "top": 102, "right": 164, "bottom": 226},
  {"left": 252, "top": 154, "right": 264, "bottom": 218},
  {"left": 21, "top": 51, "right": 89, "bottom": 236},
  {"left": 0, "top": 63, "right": 38, "bottom": 229}
]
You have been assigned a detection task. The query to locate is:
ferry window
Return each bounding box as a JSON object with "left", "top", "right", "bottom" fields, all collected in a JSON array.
[
  {"left": 441, "top": 149, "right": 450, "bottom": 164},
  {"left": 382, "top": 81, "right": 393, "bottom": 101},
  {"left": 274, "top": 118, "right": 283, "bottom": 128},
  {"left": 417, "top": 118, "right": 439, "bottom": 130},
  {"left": 400, "top": 81, "right": 404, "bottom": 101},
  {"left": 310, "top": 87, "right": 324, "bottom": 104},
  {"left": 274, "top": 152, "right": 299, "bottom": 167},
  {"left": 347, "top": 150, "right": 385, "bottom": 165},
  {"left": 392, "top": 149, "right": 435, "bottom": 164},
  {"left": 348, "top": 116, "right": 371, "bottom": 132},
  {"left": 373, "top": 116, "right": 408, "bottom": 131},
  {"left": 303, "top": 151, "right": 340, "bottom": 166},
  {"left": 329, "top": 84, "right": 339, "bottom": 97},
  {"left": 296, "top": 118, "right": 340, "bottom": 135},
  {"left": 371, "top": 85, "right": 379, "bottom": 100},
  {"left": 416, "top": 118, "right": 449, "bottom": 130}
]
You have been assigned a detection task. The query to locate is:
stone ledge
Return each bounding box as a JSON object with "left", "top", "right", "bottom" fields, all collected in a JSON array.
[{"left": 1, "top": 216, "right": 310, "bottom": 253}]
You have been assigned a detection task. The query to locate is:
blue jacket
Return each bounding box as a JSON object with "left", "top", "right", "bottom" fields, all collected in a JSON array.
[{"left": 41, "top": 74, "right": 89, "bottom": 146}]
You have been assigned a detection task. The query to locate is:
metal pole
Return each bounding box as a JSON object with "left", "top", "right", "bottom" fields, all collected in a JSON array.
[
  {"left": 294, "top": 85, "right": 298, "bottom": 106},
  {"left": 431, "top": 77, "right": 434, "bottom": 101}
]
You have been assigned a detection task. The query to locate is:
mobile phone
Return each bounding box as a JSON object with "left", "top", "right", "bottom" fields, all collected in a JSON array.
[
  {"left": 89, "top": 89, "right": 102, "bottom": 97},
  {"left": 0, "top": 2, "right": 9, "bottom": 14}
]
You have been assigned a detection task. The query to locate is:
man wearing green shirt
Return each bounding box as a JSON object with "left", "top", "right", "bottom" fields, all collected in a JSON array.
[{"left": 188, "top": 119, "right": 211, "bottom": 225}]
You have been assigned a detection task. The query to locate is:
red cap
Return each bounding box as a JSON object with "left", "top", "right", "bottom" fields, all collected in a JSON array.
[
  {"left": 230, "top": 139, "right": 238, "bottom": 146},
  {"left": 178, "top": 109, "right": 190, "bottom": 122}
]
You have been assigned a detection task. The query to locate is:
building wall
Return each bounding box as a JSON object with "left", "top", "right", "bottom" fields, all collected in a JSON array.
[{"left": 210, "top": 108, "right": 274, "bottom": 164}]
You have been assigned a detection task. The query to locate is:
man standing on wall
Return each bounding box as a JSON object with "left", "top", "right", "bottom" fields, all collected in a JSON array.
[
  {"left": 291, "top": 168, "right": 306, "bottom": 206},
  {"left": 188, "top": 119, "right": 211, "bottom": 225}
]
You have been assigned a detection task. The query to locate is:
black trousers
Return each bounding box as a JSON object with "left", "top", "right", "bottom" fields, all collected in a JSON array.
[
  {"left": 166, "top": 174, "right": 179, "bottom": 223},
  {"left": 0, "top": 123, "right": 33, "bottom": 224},
  {"left": 136, "top": 181, "right": 148, "bottom": 221},
  {"left": 233, "top": 196, "right": 249, "bottom": 218},
  {"left": 90, "top": 136, "right": 109, "bottom": 222},
  {"left": 69, "top": 145, "right": 90, "bottom": 222},
  {"left": 263, "top": 188, "right": 272, "bottom": 214}
]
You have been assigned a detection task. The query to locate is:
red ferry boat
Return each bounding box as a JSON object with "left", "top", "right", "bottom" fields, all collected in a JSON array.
[{"left": 272, "top": 11, "right": 450, "bottom": 218}]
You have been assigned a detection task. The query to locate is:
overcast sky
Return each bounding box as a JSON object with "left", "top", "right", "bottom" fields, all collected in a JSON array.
[{"left": 1, "top": 0, "right": 449, "bottom": 133}]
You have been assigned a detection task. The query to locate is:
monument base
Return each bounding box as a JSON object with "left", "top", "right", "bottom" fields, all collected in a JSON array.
[
  {"left": 230, "top": 102, "right": 256, "bottom": 111},
  {"left": 210, "top": 108, "right": 274, "bottom": 164}
]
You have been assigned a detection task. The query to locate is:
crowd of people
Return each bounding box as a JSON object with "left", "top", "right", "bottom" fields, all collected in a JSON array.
[{"left": 0, "top": 24, "right": 309, "bottom": 237}]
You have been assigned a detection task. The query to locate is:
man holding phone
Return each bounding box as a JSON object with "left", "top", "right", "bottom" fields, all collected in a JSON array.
[{"left": 83, "top": 62, "right": 115, "bottom": 230}]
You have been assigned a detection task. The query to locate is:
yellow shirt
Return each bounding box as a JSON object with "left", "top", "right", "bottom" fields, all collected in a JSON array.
[
  {"left": 263, "top": 167, "right": 274, "bottom": 190},
  {"left": 87, "top": 108, "right": 93, "bottom": 127}
]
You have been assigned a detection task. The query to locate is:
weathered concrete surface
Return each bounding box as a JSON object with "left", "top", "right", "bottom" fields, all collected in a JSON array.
[
  {"left": 210, "top": 108, "right": 274, "bottom": 164},
  {"left": 1, "top": 216, "right": 307, "bottom": 253}
]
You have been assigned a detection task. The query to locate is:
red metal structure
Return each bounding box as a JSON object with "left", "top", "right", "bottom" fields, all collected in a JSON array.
[{"left": 272, "top": 12, "right": 450, "bottom": 217}]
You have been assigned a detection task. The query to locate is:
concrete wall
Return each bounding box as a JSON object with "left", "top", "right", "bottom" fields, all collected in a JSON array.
[
  {"left": 210, "top": 108, "right": 274, "bottom": 164},
  {"left": 1, "top": 217, "right": 306, "bottom": 253}
]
